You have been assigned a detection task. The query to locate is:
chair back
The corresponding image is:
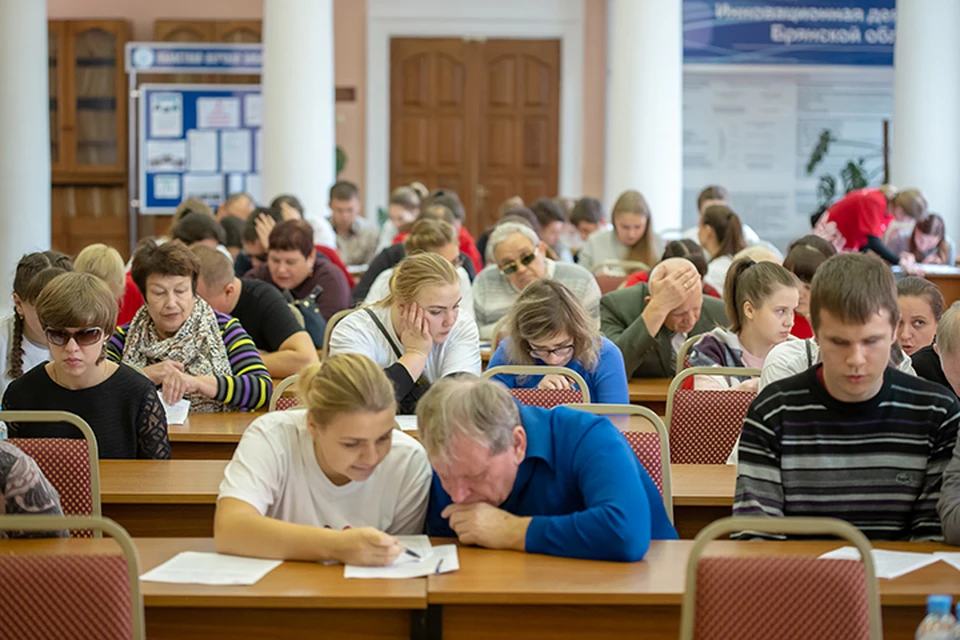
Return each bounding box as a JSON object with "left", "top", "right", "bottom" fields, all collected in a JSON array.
[
  {"left": 5, "top": 410, "right": 101, "bottom": 538},
  {"left": 0, "top": 515, "right": 144, "bottom": 640},
  {"left": 589, "top": 260, "right": 649, "bottom": 276},
  {"left": 680, "top": 516, "right": 881, "bottom": 640},
  {"left": 666, "top": 367, "right": 759, "bottom": 464},
  {"left": 482, "top": 365, "right": 591, "bottom": 408},
  {"left": 564, "top": 403, "right": 672, "bottom": 522},
  {"left": 269, "top": 374, "right": 301, "bottom": 411},
  {"left": 320, "top": 308, "right": 354, "bottom": 360},
  {"left": 675, "top": 334, "right": 702, "bottom": 374}
]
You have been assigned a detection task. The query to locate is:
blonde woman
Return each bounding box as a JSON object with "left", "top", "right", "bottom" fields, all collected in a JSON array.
[
  {"left": 329, "top": 253, "right": 481, "bottom": 413},
  {"left": 576, "top": 190, "right": 663, "bottom": 271},
  {"left": 215, "top": 353, "right": 431, "bottom": 565},
  {"left": 74, "top": 243, "right": 125, "bottom": 301},
  {"left": 488, "top": 280, "right": 628, "bottom": 403}
]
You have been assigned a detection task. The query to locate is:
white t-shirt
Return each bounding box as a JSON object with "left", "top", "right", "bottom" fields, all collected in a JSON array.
[
  {"left": 218, "top": 409, "right": 431, "bottom": 534},
  {"left": 0, "top": 313, "right": 49, "bottom": 401},
  {"left": 309, "top": 216, "right": 338, "bottom": 249},
  {"left": 703, "top": 254, "right": 733, "bottom": 294},
  {"left": 328, "top": 304, "right": 482, "bottom": 382},
  {"left": 363, "top": 266, "right": 475, "bottom": 318}
]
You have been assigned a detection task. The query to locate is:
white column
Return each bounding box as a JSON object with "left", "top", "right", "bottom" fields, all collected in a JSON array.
[
  {"left": 0, "top": 0, "right": 51, "bottom": 310},
  {"left": 261, "top": 0, "right": 336, "bottom": 230},
  {"left": 604, "top": 0, "right": 683, "bottom": 231},
  {"left": 891, "top": 0, "right": 960, "bottom": 234}
]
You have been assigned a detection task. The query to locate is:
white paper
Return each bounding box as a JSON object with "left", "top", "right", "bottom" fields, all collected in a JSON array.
[
  {"left": 149, "top": 93, "right": 183, "bottom": 138},
  {"left": 153, "top": 174, "right": 180, "bottom": 200},
  {"left": 394, "top": 415, "right": 418, "bottom": 432},
  {"left": 933, "top": 552, "right": 960, "bottom": 572},
  {"left": 161, "top": 398, "right": 190, "bottom": 425},
  {"left": 183, "top": 174, "right": 225, "bottom": 204},
  {"left": 344, "top": 543, "right": 459, "bottom": 579},
  {"left": 246, "top": 174, "right": 261, "bottom": 204},
  {"left": 244, "top": 94, "right": 262, "bottom": 127},
  {"left": 227, "top": 173, "right": 245, "bottom": 196},
  {"left": 187, "top": 130, "right": 218, "bottom": 172},
  {"left": 220, "top": 129, "right": 252, "bottom": 173},
  {"left": 254, "top": 129, "right": 262, "bottom": 172},
  {"left": 141, "top": 551, "right": 281, "bottom": 585},
  {"left": 146, "top": 140, "right": 187, "bottom": 172},
  {"left": 819, "top": 546, "right": 941, "bottom": 579},
  {"left": 196, "top": 96, "right": 240, "bottom": 129}
]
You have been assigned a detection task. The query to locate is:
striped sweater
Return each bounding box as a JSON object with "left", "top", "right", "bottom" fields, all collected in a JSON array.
[
  {"left": 107, "top": 313, "right": 273, "bottom": 411},
  {"left": 733, "top": 366, "right": 960, "bottom": 541}
]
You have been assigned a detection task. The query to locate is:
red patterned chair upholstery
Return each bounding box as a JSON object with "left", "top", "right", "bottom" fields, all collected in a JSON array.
[
  {"left": 0, "top": 515, "right": 144, "bottom": 639},
  {"left": 680, "top": 517, "right": 881, "bottom": 640},
  {"left": 482, "top": 366, "right": 592, "bottom": 409},
  {"left": 675, "top": 334, "right": 702, "bottom": 374},
  {"left": 269, "top": 374, "right": 301, "bottom": 411}
]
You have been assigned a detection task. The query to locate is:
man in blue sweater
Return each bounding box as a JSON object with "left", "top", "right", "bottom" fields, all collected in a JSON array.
[{"left": 416, "top": 376, "right": 677, "bottom": 561}]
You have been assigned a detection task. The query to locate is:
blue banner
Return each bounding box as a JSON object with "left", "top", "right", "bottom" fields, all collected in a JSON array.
[
  {"left": 684, "top": 1, "right": 896, "bottom": 66},
  {"left": 126, "top": 43, "right": 262, "bottom": 73}
]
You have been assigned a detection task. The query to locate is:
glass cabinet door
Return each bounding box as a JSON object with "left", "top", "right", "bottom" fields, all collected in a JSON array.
[
  {"left": 71, "top": 24, "right": 121, "bottom": 169},
  {"left": 48, "top": 22, "right": 64, "bottom": 169}
]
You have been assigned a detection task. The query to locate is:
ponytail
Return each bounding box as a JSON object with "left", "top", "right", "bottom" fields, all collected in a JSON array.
[
  {"left": 7, "top": 314, "right": 24, "bottom": 380},
  {"left": 724, "top": 257, "right": 800, "bottom": 333},
  {"left": 702, "top": 205, "right": 746, "bottom": 259}
]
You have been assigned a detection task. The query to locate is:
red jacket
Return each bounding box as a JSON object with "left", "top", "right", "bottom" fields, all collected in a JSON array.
[
  {"left": 316, "top": 245, "right": 354, "bottom": 289},
  {"left": 117, "top": 272, "right": 144, "bottom": 326},
  {"left": 624, "top": 270, "right": 721, "bottom": 298},
  {"left": 813, "top": 188, "right": 891, "bottom": 252}
]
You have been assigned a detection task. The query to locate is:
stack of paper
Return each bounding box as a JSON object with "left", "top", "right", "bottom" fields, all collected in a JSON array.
[
  {"left": 394, "top": 415, "right": 418, "bottom": 432},
  {"left": 141, "top": 551, "right": 281, "bottom": 586},
  {"left": 818, "top": 547, "right": 941, "bottom": 579},
  {"left": 344, "top": 535, "right": 459, "bottom": 579}
]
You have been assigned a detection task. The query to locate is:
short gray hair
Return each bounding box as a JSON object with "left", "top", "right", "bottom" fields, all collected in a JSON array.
[
  {"left": 937, "top": 301, "right": 960, "bottom": 356},
  {"left": 416, "top": 375, "right": 520, "bottom": 464},
  {"left": 489, "top": 222, "right": 539, "bottom": 257}
]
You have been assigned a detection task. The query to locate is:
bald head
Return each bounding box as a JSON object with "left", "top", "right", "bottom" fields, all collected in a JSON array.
[{"left": 646, "top": 258, "right": 704, "bottom": 334}]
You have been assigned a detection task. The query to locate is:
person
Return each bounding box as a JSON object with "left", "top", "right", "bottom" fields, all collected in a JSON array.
[
  {"left": 698, "top": 205, "right": 748, "bottom": 293},
  {"left": 420, "top": 190, "right": 482, "bottom": 272},
  {"left": 473, "top": 222, "right": 601, "bottom": 340},
  {"left": 328, "top": 253, "right": 481, "bottom": 414},
  {"left": 192, "top": 245, "right": 319, "bottom": 379},
  {"left": 0, "top": 252, "right": 73, "bottom": 399},
  {"left": 689, "top": 258, "right": 800, "bottom": 390},
  {"left": 237, "top": 205, "right": 282, "bottom": 275},
  {"left": 781, "top": 235, "right": 836, "bottom": 339},
  {"left": 0, "top": 441, "right": 66, "bottom": 538},
  {"left": 601, "top": 257, "right": 728, "bottom": 378},
  {"left": 329, "top": 181, "right": 379, "bottom": 266},
  {"left": 682, "top": 185, "right": 763, "bottom": 247},
  {"left": 623, "top": 239, "right": 721, "bottom": 298},
  {"left": 244, "top": 219, "right": 352, "bottom": 321},
  {"left": 107, "top": 239, "right": 272, "bottom": 413},
  {"left": 216, "top": 192, "right": 255, "bottom": 222},
  {"left": 577, "top": 190, "right": 663, "bottom": 272},
  {"left": 477, "top": 206, "right": 544, "bottom": 266},
  {"left": 270, "top": 193, "right": 337, "bottom": 249},
  {"left": 488, "top": 280, "right": 629, "bottom": 404},
  {"left": 897, "top": 277, "right": 943, "bottom": 357},
  {"left": 214, "top": 353, "right": 431, "bottom": 564},
  {"left": 376, "top": 183, "right": 426, "bottom": 253},
  {"left": 733, "top": 253, "right": 960, "bottom": 541},
  {"left": 889, "top": 213, "right": 950, "bottom": 266},
  {"left": 172, "top": 211, "right": 227, "bottom": 251},
  {"left": 912, "top": 302, "right": 960, "bottom": 398},
  {"left": 220, "top": 215, "right": 245, "bottom": 259},
  {"left": 417, "top": 375, "right": 677, "bottom": 561},
  {"left": 569, "top": 196, "right": 607, "bottom": 244},
  {"left": 530, "top": 198, "right": 574, "bottom": 262},
  {"left": 74, "top": 243, "right": 125, "bottom": 302}
]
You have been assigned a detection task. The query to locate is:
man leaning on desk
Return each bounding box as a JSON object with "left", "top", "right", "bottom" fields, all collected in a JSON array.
[{"left": 416, "top": 375, "right": 677, "bottom": 561}]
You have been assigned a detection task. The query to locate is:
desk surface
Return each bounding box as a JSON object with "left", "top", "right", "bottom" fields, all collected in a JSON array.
[
  {"left": 628, "top": 378, "right": 672, "bottom": 402},
  {"left": 167, "top": 412, "right": 261, "bottom": 443}
]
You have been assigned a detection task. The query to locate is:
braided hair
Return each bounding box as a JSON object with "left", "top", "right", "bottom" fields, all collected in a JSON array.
[{"left": 7, "top": 252, "right": 72, "bottom": 380}]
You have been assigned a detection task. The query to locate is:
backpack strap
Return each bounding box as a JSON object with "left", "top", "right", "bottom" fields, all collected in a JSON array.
[
  {"left": 363, "top": 308, "right": 404, "bottom": 359},
  {"left": 805, "top": 339, "right": 813, "bottom": 368}
]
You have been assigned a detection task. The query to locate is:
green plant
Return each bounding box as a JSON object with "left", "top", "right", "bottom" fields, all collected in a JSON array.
[
  {"left": 336, "top": 145, "right": 347, "bottom": 175},
  {"left": 806, "top": 129, "right": 886, "bottom": 216}
]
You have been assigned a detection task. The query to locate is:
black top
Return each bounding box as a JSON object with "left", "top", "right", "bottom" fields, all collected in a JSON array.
[
  {"left": 912, "top": 345, "right": 953, "bottom": 395},
  {"left": 351, "top": 244, "right": 477, "bottom": 305},
  {"left": 233, "top": 278, "right": 304, "bottom": 352},
  {"left": 2, "top": 363, "right": 171, "bottom": 460},
  {"left": 234, "top": 251, "right": 254, "bottom": 278}
]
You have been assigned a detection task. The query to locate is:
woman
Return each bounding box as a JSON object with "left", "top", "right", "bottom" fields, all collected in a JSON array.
[
  {"left": 699, "top": 205, "right": 748, "bottom": 293},
  {"left": 487, "top": 279, "right": 628, "bottom": 403},
  {"left": 214, "top": 353, "right": 431, "bottom": 565},
  {"left": 376, "top": 183, "right": 427, "bottom": 253},
  {"left": 74, "top": 243, "right": 125, "bottom": 301},
  {"left": 107, "top": 239, "right": 272, "bottom": 412},
  {"left": 896, "top": 277, "right": 943, "bottom": 356},
  {"left": 889, "top": 213, "right": 950, "bottom": 265},
  {"left": 624, "top": 239, "right": 721, "bottom": 298},
  {"left": 0, "top": 440, "right": 65, "bottom": 538},
  {"left": 577, "top": 190, "right": 662, "bottom": 271},
  {"left": 689, "top": 258, "right": 800, "bottom": 390},
  {"left": 781, "top": 235, "right": 837, "bottom": 339},
  {"left": 3, "top": 272, "right": 170, "bottom": 459},
  {"left": 329, "top": 253, "right": 481, "bottom": 414}
]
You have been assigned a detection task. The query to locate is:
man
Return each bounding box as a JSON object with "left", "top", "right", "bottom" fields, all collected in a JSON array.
[
  {"left": 192, "top": 245, "right": 319, "bottom": 379},
  {"left": 913, "top": 301, "right": 960, "bottom": 398},
  {"left": 601, "top": 258, "right": 727, "bottom": 378},
  {"left": 217, "top": 192, "right": 255, "bottom": 222},
  {"left": 473, "top": 222, "right": 600, "bottom": 339},
  {"left": 735, "top": 253, "right": 959, "bottom": 541},
  {"left": 417, "top": 376, "right": 676, "bottom": 561},
  {"left": 421, "top": 190, "right": 482, "bottom": 272},
  {"left": 329, "top": 181, "right": 379, "bottom": 266}
]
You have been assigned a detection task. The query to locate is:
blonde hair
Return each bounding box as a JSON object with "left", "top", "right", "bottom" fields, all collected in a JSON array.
[
  {"left": 296, "top": 353, "right": 396, "bottom": 427},
  {"left": 611, "top": 189, "right": 657, "bottom": 266},
  {"left": 404, "top": 219, "right": 457, "bottom": 255},
  {"left": 74, "top": 243, "right": 125, "bottom": 297},
  {"left": 380, "top": 253, "right": 459, "bottom": 307}
]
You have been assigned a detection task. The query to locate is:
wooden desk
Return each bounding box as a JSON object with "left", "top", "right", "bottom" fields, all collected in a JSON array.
[
  {"left": 628, "top": 378, "right": 672, "bottom": 414},
  {"left": 671, "top": 464, "right": 735, "bottom": 538},
  {"left": 167, "top": 412, "right": 260, "bottom": 459},
  {"left": 925, "top": 271, "right": 960, "bottom": 307}
]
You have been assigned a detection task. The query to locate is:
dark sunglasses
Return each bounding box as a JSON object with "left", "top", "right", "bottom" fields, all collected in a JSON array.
[
  {"left": 498, "top": 249, "right": 538, "bottom": 276},
  {"left": 45, "top": 327, "right": 103, "bottom": 347}
]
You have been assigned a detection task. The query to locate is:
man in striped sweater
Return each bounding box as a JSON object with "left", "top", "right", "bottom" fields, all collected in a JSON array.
[{"left": 734, "top": 253, "right": 960, "bottom": 541}]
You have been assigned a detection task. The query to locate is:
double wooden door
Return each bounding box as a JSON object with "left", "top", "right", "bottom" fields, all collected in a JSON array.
[{"left": 390, "top": 38, "right": 560, "bottom": 237}]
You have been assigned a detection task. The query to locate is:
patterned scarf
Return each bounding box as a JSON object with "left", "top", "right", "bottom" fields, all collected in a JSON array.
[{"left": 120, "top": 296, "right": 232, "bottom": 413}]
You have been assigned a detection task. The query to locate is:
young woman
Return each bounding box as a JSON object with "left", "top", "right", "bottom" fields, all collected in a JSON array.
[
  {"left": 889, "top": 213, "right": 950, "bottom": 265},
  {"left": 215, "top": 353, "right": 431, "bottom": 565},
  {"left": 896, "top": 277, "right": 943, "bottom": 356},
  {"left": 530, "top": 198, "right": 574, "bottom": 262},
  {"left": 699, "top": 205, "right": 748, "bottom": 293},
  {"left": 487, "top": 279, "right": 629, "bottom": 403},
  {"left": 577, "top": 190, "right": 662, "bottom": 271},
  {"left": 376, "top": 183, "right": 427, "bottom": 253},
  {"left": 689, "top": 258, "right": 800, "bottom": 390},
  {"left": 3, "top": 272, "right": 170, "bottom": 459},
  {"left": 329, "top": 252, "right": 481, "bottom": 414},
  {"left": 781, "top": 235, "right": 837, "bottom": 339}
]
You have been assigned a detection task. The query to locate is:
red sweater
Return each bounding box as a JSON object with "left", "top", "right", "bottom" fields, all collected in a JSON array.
[
  {"left": 813, "top": 188, "right": 891, "bottom": 252},
  {"left": 117, "top": 272, "right": 144, "bottom": 326}
]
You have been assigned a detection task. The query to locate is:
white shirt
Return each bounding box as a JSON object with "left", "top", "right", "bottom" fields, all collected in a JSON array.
[
  {"left": 308, "top": 216, "right": 337, "bottom": 249},
  {"left": 363, "top": 266, "right": 475, "bottom": 318},
  {"left": 218, "top": 409, "right": 431, "bottom": 534},
  {"left": 328, "top": 303, "right": 482, "bottom": 382},
  {"left": 0, "top": 314, "right": 49, "bottom": 401},
  {"left": 703, "top": 255, "right": 733, "bottom": 294}
]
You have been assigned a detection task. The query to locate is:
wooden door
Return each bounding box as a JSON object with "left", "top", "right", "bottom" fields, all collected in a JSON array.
[
  {"left": 153, "top": 20, "right": 217, "bottom": 85},
  {"left": 48, "top": 21, "right": 69, "bottom": 175},
  {"left": 214, "top": 21, "right": 261, "bottom": 84}
]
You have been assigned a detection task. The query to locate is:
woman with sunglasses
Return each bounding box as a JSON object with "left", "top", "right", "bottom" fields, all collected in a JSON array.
[
  {"left": 487, "top": 279, "right": 629, "bottom": 403},
  {"left": 2, "top": 272, "right": 170, "bottom": 459}
]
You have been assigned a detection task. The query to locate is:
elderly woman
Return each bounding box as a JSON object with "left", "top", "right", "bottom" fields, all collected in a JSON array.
[
  {"left": 107, "top": 239, "right": 272, "bottom": 413},
  {"left": 472, "top": 222, "right": 600, "bottom": 340}
]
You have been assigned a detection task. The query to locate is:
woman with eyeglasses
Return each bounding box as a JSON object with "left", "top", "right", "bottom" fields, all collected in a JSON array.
[
  {"left": 487, "top": 279, "right": 629, "bottom": 403},
  {"left": 2, "top": 272, "right": 171, "bottom": 459}
]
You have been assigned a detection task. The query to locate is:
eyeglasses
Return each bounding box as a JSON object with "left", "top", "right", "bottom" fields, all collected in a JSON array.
[
  {"left": 528, "top": 343, "right": 575, "bottom": 360},
  {"left": 45, "top": 327, "right": 103, "bottom": 347},
  {"left": 498, "top": 249, "right": 539, "bottom": 276}
]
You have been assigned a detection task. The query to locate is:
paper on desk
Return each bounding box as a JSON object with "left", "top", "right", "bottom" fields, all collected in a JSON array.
[
  {"left": 140, "top": 551, "right": 281, "bottom": 585},
  {"left": 394, "top": 414, "right": 418, "bottom": 432},
  {"left": 344, "top": 544, "right": 459, "bottom": 579},
  {"left": 161, "top": 398, "right": 190, "bottom": 425},
  {"left": 819, "top": 546, "right": 941, "bottom": 579},
  {"left": 933, "top": 552, "right": 960, "bottom": 572}
]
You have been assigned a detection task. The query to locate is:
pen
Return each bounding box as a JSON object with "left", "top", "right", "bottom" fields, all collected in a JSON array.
[
  {"left": 434, "top": 558, "right": 444, "bottom": 574},
  {"left": 402, "top": 546, "right": 422, "bottom": 560}
]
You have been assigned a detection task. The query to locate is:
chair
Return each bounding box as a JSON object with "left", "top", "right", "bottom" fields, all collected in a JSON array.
[
  {"left": 269, "top": 374, "right": 301, "bottom": 411},
  {"left": 675, "top": 334, "right": 702, "bottom": 374},
  {"left": 320, "top": 307, "right": 354, "bottom": 360},
  {"left": 665, "top": 367, "right": 760, "bottom": 464},
  {"left": 564, "top": 403, "right": 673, "bottom": 523},
  {"left": 482, "top": 365, "right": 591, "bottom": 408},
  {"left": 680, "top": 516, "right": 881, "bottom": 640},
  {"left": 591, "top": 260, "right": 649, "bottom": 294},
  {"left": 5, "top": 410, "right": 101, "bottom": 538},
  {"left": 0, "top": 515, "right": 144, "bottom": 640}
]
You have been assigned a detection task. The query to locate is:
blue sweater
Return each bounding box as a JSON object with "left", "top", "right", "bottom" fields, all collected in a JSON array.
[
  {"left": 487, "top": 337, "right": 630, "bottom": 404},
  {"left": 426, "top": 405, "right": 677, "bottom": 561}
]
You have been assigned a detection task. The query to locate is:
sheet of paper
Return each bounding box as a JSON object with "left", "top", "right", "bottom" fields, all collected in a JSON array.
[
  {"left": 246, "top": 174, "right": 261, "bottom": 203},
  {"left": 933, "top": 552, "right": 960, "bottom": 572},
  {"left": 819, "top": 546, "right": 941, "bottom": 579},
  {"left": 227, "top": 173, "right": 245, "bottom": 196},
  {"left": 344, "top": 544, "right": 459, "bottom": 579},
  {"left": 160, "top": 398, "right": 190, "bottom": 425},
  {"left": 183, "top": 174, "right": 224, "bottom": 204},
  {"left": 149, "top": 93, "right": 183, "bottom": 137},
  {"left": 220, "top": 129, "right": 252, "bottom": 173},
  {"left": 187, "top": 129, "right": 218, "bottom": 172},
  {"left": 153, "top": 174, "right": 180, "bottom": 200},
  {"left": 196, "top": 96, "right": 240, "bottom": 128},
  {"left": 394, "top": 414, "right": 418, "bottom": 432},
  {"left": 141, "top": 551, "right": 281, "bottom": 586},
  {"left": 254, "top": 129, "right": 263, "bottom": 172},
  {"left": 145, "top": 140, "right": 187, "bottom": 172},
  {"left": 244, "top": 94, "right": 262, "bottom": 127}
]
